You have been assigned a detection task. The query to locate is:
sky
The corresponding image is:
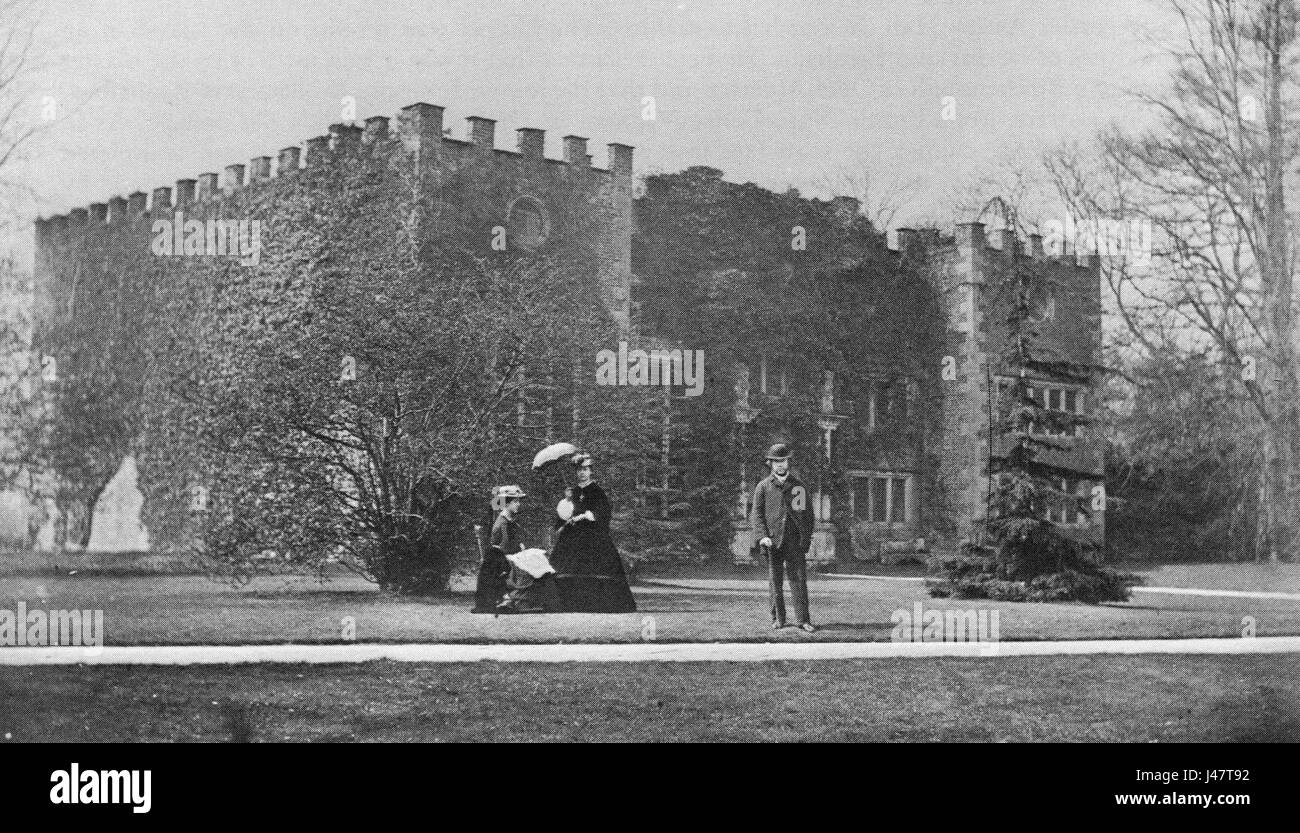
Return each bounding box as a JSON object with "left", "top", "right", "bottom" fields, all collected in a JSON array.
[{"left": 7, "top": 0, "right": 1175, "bottom": 263}]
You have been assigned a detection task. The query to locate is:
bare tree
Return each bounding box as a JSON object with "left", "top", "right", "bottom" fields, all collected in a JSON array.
[
  {"left": 818, "top": 166, "right": 920, "bottom": 232},
  {"left": 0, "top": 0, "right": 41, "bottom": 235},
  {"left": 1047, "top": 0, "right": 1300, "bottom": 561}
]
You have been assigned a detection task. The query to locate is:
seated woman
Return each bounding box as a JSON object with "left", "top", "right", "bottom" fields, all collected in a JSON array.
[
  {"left": 548, "top": 453, "right": 637, "bottom": 613},
  {"left": 473, "top": 485, "right": 559, "bottom": 613}
]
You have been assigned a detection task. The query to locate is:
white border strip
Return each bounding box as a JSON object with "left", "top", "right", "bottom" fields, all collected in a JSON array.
[
  {"left": 1133, "top": 586, "right": 1300, "bottom": 601},
  {"left": 651, "top": 577, "right": 1300, "bottom": 600},
  {"left": 3, "top": 636, "right": 1300, "bottom": 665}
]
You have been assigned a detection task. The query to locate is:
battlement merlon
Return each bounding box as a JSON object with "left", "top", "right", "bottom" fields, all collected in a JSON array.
[
  {"left": 34, "top": 100, "right": 636, "bottom": 234},
  {"left": 895, "top": 221, "right": 1103, "bottom": 291}
]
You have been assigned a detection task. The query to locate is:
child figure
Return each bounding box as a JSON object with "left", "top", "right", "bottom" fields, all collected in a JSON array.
[
  {"left": 491, "top": 485, "right": 561, "bottom": 614},
  {"left": 472, "top": 485, "right": 527, "bottom": 613}
]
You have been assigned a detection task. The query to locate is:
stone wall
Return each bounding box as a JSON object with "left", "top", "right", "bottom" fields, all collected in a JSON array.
[
  {"left": 29, "top": 102, "right": 633, "bottom": 554},
  {"left": 929, "top": 224, "right": 1105, "bottom": 553}
]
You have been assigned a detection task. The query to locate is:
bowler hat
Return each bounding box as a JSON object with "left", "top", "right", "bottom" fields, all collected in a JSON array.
[{"left": 764, "top": 443, "right": 792, "bottom": 461}]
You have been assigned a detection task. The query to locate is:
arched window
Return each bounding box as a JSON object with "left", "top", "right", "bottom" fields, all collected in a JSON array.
[
  {"left": 506, "top": 196, "right": 547, "bottom": 250},
  {"left": 1027, "top": 281, "right": 1056, "bottom": 323}
]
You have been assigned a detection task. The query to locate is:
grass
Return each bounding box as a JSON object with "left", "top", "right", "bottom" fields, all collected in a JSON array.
[
  {"left": 1, "top": 654, "right": 1297, "bottom": 742},
  {"left": 3, "top": 561, "right": 1297, "bottom": 743},
  {"left": 1127, "top": 562, "right": 1300, "bottom": 593},
  {"left": 1, "top": 568, "right": 1299, "bottom": 645}
]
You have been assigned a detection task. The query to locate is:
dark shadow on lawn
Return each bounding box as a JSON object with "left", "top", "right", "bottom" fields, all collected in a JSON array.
[
  {"left": 1090, "top": 602, "right": 1164, "bottom": 611},
  {"left": 248, "top": 590, "right": 385, "bottom": 603},
  {"left": 815, "top": 622, "right": 893, "bottom": 633},
  {"left": 1212, "top": 684, "right": 1300, "bottom": 742}
]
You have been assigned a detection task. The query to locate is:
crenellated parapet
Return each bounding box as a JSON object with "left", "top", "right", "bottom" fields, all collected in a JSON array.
[
  {"left": 35, "top": 100, "right": 634, "bottom": 238},
  {"left": 33, "top": 100, "right": 637, "bottom": 330}
]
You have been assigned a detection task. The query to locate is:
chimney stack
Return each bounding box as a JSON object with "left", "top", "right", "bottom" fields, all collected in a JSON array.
[
  {"left": 151, "top": 187, "right": 172, "bottom": 213},
  {"left": 127, "top": 191, "right": 148, "bottom": 216},
  {"left": 88, "top": 203, "right": 108, "bottom": 224}
]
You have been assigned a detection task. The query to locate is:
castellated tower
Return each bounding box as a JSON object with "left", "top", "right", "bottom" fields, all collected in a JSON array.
[
  {"left": 35, "top": 103, "right": 634, "bottom": 332},
  {"left": 29, "top": 103, "right": 634, "bottom": 552},
  {"left": 394, "top": 103, "right": 634, "bottom": 330},
  {"left": 928, "top": 222, "right": 1106, "bottom": 552}
]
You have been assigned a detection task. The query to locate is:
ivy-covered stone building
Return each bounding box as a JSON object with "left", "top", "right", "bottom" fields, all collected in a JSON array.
[
  {"left": 629, "top": 168, "right": 1105, "bottom": 565},
  {"left": 26, "top": 102, "right": 636, "bottom": 553},
  {"left": 23, "top": 104, "right": 1103, "bottom": 566}
]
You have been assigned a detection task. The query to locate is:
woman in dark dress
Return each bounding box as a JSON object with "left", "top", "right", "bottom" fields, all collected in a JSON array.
[{"left": 549, "top": 453, "right": 637, "bottom": 613}]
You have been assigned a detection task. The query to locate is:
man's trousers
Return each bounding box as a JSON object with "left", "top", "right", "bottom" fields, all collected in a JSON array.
[{"left": 765, "top": 541, "right": 811, "bottom": 626}]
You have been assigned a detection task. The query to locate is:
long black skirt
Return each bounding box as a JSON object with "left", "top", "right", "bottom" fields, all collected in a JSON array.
[
  {"left": 549, "top": 524, "right": 636, "bottom": 613},
  {"left": 471, "top": 550, "right": 510, "bottom": 613},
  {"left": 501, "top": 568, "right": 562, "bottom": 613}
]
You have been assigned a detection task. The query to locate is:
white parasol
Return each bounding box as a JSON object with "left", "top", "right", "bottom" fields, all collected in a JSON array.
[
  {"left": 531, "top": 441, "right": 579, "bottom": 471},
  {"left": 532, "top": 441, "right": 581, "bottom": 519}
]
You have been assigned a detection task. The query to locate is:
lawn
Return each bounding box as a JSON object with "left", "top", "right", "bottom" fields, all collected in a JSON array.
[
  {"left": 0, "top": 566, "right": 1298, "bottom": 645},
  {"left": 1130, "top": 562, "right": 1300, "bottom": 593},
  {"left": 1, "top": 654, "right": 1297, "bottom": 742}
]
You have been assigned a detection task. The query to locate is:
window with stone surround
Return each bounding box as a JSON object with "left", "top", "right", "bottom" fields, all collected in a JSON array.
[
  {"left": 995, "top": 377, "right": 1085, "bottom": 438},
  {"left": 1027, "top": 383, "right": 1084, "bottom": 437},
  {"left": 865, "top": 377, "right": 915, "bottom": 430},
  {"left": 506, "top": 196, "right": 547, "bottom": 250},
  {"left": 850, "top": 471, "right": 913, "bottom": 525},
  {"left": 1027, "top": 281, "right": 1056, "bottom": 323},
  {"left": 758, "top": 354, "right": 789, "bottom": 396},
  {"left": 1046, "top": 478, "right": 1090, "bottom": 526}
]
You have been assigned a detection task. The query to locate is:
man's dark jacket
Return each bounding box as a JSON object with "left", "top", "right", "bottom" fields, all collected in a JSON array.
[{"left": 750, "top": 473, "right": 814, "bottom": 554}]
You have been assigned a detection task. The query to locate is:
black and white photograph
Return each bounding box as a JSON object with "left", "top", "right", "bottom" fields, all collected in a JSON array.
[{"left": 0, "top": 0, "right": 1296, "bottom": 775}]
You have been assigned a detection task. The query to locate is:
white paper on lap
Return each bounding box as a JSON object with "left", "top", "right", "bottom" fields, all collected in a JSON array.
[{"left": 506, "top": 547, "right": 556, "bottom": 578}]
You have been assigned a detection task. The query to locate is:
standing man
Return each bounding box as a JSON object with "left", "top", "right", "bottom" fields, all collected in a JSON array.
[{"left": 750, "top": 443, "right": 816, "bottom": 632}]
